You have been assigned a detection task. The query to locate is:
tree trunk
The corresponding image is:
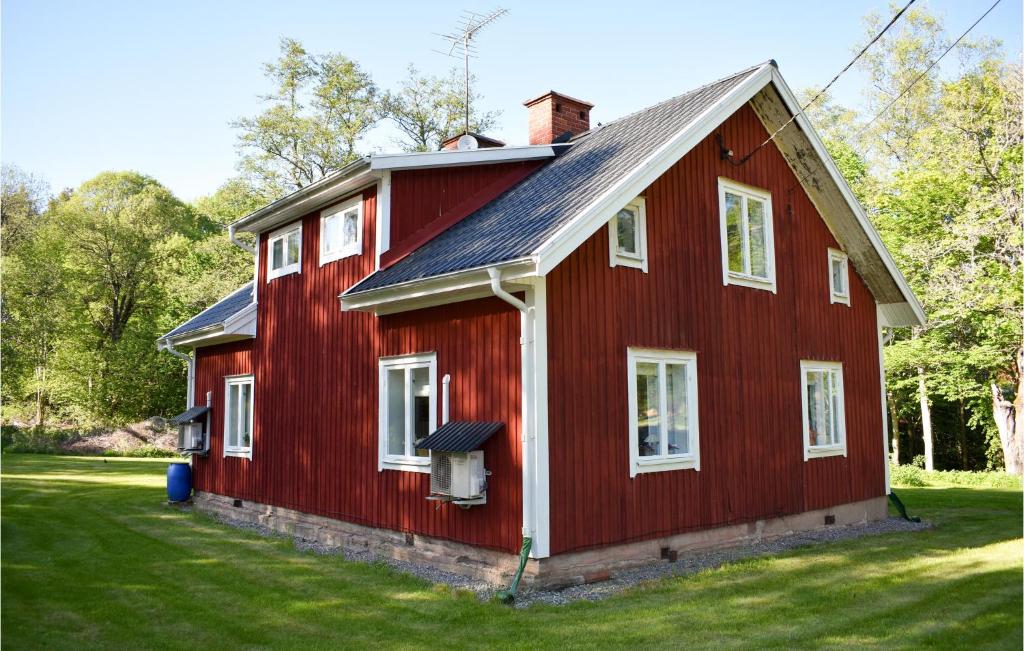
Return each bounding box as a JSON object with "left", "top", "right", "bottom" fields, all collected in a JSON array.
[
  {"left": 34, "top": 365, "right": 45, "bottom": 428},
  {"left": 991, "top": 345, "right": 1023, "bottom": 475},
  {"left": 888, "top": 391, "right": 901, "bottom": 465},
  {"left": 957, "top": 399, "right": 968, "bottom": 470},
  {"left": 918, "top": 367, "right": 934, "bottom": 471}
]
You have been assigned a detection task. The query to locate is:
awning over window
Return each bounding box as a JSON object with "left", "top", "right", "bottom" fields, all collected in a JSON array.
[
  {"left": 416, "top": 421, "right": 503, "bottom": 453},
  {"left": 171, "top": 405, "right": 210, "bottom": 425}
]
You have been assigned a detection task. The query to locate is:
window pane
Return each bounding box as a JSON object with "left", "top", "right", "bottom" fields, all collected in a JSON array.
[
  {"left": 725, "top": 192, "right": 744, "bottom": 273},
  {"left": 636, "top": 362, "right": 660, "bottom": 457},
  {"left": 616, "top": 207, "right": 637, "bottom": 255},
  {"left": 666, "top": 363, "right": 689, "bottom": 455},
  {"left": 386, "top": 368, "right": 405, "bottom": 456},
  {"left": 240, "top": 382, "right": 252, "bottom": 448},
  {"left": 343, "top": 210, "right": 359, "bottom": 247},
  {"left": 830, "top": 371, "right": 841, "bottom": 444},
  {"left": 323, "top": 214, "right": 341, "bottom": 253},
  {"left": 411, "top": 366, "right": 431, "bottom": 458},
  {"left": 832, "top": 258, "right": 846, "bottom": 295},
  {"left": 272, "top": 238, "right": 284, "bottom": 270},
  {"left": 226, "top": 384, "right": 239, "bottom": 448},
  {"left": 748, "top": 199, "right": 767, "bottom": 278},
  {"left": 287, "top": 230, "right": 301, "bottom": 265},
  {"left": 806, "top": 370, "right": 824, "bottom": 447}
]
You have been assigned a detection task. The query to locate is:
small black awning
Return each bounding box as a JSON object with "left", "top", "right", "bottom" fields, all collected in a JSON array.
[
  {"left": 171, "top": 405, "right": 210, "bottom": 425},
  {"left": 416, "top": 421, "right": 504, "bottom": 453}
]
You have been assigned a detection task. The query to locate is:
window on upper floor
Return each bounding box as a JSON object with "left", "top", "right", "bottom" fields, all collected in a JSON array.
[
  {"left": 321, "top": 196, "right": 362, "bottom": 265},
  {"left": 828, "top": 248, "right": 850, "bottom": 305},
  {"left": 379, "top": 353, "right": 436, "bottom": 473},
  {"left": 267, "top": 223, "right": 301, "bottom": 281},
  {"left": 627, "top": 348, "right": 700, "bottom": 477},
  {"left": 224, "top": 375, "right": 254, "bottom": 458},
  {"left": 801, "top": 361, "right": 846, "bottom": 460},
  {"left": 608, "top": 196, "right": 648, "bottom": 272},
  {"left": 718, "top": 178, "right": 776, "bottom": 292}
]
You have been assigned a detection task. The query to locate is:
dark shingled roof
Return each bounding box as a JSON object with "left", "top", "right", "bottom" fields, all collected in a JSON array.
[
  {"left": 172, "top": 405, "right": 210, "bottom": 424},
  {"left": 347, "top": 63, "right": 765, "bottom": 294},
  {"left": 416, "top": 421, "right": 504, "bottom": 453},
  {"left": 163, "top": 282, "right": 254, "bottom": 340}
]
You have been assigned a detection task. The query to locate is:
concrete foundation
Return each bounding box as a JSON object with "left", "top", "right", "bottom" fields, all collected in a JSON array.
[{"left": 193, "top": 491, "right": 888, "bottom": 588}]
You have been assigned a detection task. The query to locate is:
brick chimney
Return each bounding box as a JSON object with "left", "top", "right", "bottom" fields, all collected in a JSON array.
[{"left": 523, "top": 91, "right": 593, "bottom": 145}]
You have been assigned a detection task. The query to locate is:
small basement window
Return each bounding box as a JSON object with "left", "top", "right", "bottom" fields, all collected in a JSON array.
[
  {"left": 224, "top": 375, "right": 254, "bottom": 458},
  {"left": 801, "top": 361, "right": 846, "bottom": 460},
  {"left": 608, "top": 196, "right": 648, "bottom": 272},
  {"left": 320, "top": 196, "right": 362, "bottom": 265},
  {"left": 828, "top": 249, "right": 850, "bottom": 305},
  {"left": 267, "top": 223, "right": 301, "bottom": 281},
  {"left": 627, "top": 348, "right": 700, "bottom": 477},
  {"left": 379, "top": 353, "right": 436, "bottom": 473},
  {"left": 718, "top": 178, "right": 775, "bottom": 292}
]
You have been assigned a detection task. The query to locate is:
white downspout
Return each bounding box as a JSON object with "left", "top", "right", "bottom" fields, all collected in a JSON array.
[
  {"left": 160, "top": 340, "right": 195, "bottom": 410},
  {"left": 487, "top": 268, "right": 536, "bottom": 548},
  {"left": 442, "top": 374, "right": 451, "bottom": 425},
  {"left": 228, "top": 223, "right": 256, "bottom": 255},
  {"left": 877, "top": 305, "right": 891, "bottom": 495}
]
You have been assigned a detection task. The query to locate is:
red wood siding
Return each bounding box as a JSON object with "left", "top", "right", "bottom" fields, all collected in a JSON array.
[
  {"left": 191, "top": 186, "right": 523, "bottom": 553},
  {"left": 388, "top": 162, "right": 542, "bottom": 250},
  {"left": 546, "top": 103, "right": 885, "bottom": 555}
]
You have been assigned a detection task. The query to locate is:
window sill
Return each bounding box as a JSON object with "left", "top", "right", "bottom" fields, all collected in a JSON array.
[
  {"left": 224, "top": 448, "right": 252, "bottom": 460},
  {"left": 267, "top": 265, "right": 300, "bottom": 282},
  {"left": 632, "top": 454, "right": 699, "bottom": 477},
  {"left": 830, "top": 293, "right": 851, "bottom": 306},
  {"left": 320, "top": 247, "right": 361, "bottom": 266},
  {"left": 611, "top": 254, "right": 648, "bottom": 272},
  {"left": 725, "top": 272, "right": 776, "bottom": 293},
  {"left": 380, "top": 456, "right": 430, "bottom": 473},
  {"left": 805, "top": 445, "right": 846, "bottom": 459}
]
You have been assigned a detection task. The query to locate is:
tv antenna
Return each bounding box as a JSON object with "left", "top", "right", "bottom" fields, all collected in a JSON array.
[{"left": 435, "top": 8, "right": 508, "bottom": 137}]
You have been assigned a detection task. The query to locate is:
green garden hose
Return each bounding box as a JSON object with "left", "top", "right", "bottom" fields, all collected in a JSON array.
[
  {"left": 888, "top": 490, "right": 921, "bottom": 522},
  {"left": 496, "top": 536, "right": 532, "bottom": 604}
]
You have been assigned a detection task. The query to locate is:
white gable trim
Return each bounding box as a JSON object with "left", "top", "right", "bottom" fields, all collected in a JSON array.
[
  {"left": 369, "top": 145, "right": 556, "bottom": 171},
  {"left": 534, "top": 64, "right": 775, "bottom": 276}
]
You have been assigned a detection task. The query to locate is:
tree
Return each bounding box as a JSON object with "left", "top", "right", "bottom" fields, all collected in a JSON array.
[
  {"left": 233, "top": 38, "right": 379, "bottom": 196},
  {"left": 1, "top": 164, "right": 49, "bottom": 256},
  {"left": 382, "top": 65, "right": 500, "bottom": 152}
]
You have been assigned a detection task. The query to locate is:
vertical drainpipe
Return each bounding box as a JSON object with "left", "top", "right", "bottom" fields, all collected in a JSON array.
[
  {"left": 442, "top": 374, "right": 451, "bottom": 424},
  {"left": 160, "top": 340, "right": 195, "bottom": 410},
  {"left": 876, "top": 304, "right": 891, "bottom": 495}
]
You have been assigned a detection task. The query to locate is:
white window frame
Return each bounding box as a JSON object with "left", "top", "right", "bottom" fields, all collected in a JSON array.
[
  {"left": 718, "top": 177, "right": 776, "bottom": 293},
  {"left": 378, "top": 352, "right": 437, "bottom": 473},
  {"left": 800, "top": 360, "right": 847, "bottom": 460},
  {"left": 320, "top": 195, "right": 363, "bottom": 266},
  {"left": 627, "top": 347, "right": 701, "bottom": 478},
  {"left": 223, "top": 374, "right": 254, "bottom": 459},
  {"left": 266, "top": 222, "right": 302, "bottom": 282},
  {"left": 828, "top": 248, "right": 850, "bottom": 306},
  {"left": 608, "top": 196, "right": 648, "bottom": 272}
]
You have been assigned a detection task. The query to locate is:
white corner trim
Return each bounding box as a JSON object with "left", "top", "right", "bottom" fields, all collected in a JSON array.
[
  {"left": 828, "top": 248, "right": 851, "bottom": 306},
  {"left": 799, "top": 360, "right": 848, "bottom": 461},
  {"left": 369, "top": 145, "right": 556, "bottom": 171},
  {"left": 377, "top": 352, "right": 437, "bottom": 473},
  {"left": 535, "top": 63, "right": 775, "bottom": 277},
  {"left": 608, "top": 196, "right": 648, "bottom": 273},
  {"left": 769, "top": 68, "right": 924, "bottom": 325},
  {"left": 266, "top": 221, "right": 302, "bottom": 282},
  {"left": 319, "top": 195, "right": 363, "bottom": 266},
  {"left": 718, "top": 177, "right": 777, "bottom": 294},
  {"left": 530, "top": 280, "right": 550, "bottom": 558},
  {"left": 877, "top": 305, "right": 892, "bottom": 494},
  {"left": 375, "top": 172, "right": 391, "bottom": 269}
]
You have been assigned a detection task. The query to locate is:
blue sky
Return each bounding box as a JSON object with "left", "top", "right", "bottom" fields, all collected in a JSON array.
[{"left": 3, "top": 0, "right": 1021, "bottom": 200}]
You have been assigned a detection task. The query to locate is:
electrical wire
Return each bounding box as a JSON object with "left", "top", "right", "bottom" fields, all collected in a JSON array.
[
  {"left": 732, "top": 0, "right": 918, "bottom": 165},
  {"left": 856, "top": 0, "right": 1003, "bottom": 137}
]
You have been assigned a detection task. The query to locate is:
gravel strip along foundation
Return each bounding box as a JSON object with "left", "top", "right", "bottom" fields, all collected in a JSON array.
[{"left": 208, "top": 514, "right": 930, "bottom": 608}]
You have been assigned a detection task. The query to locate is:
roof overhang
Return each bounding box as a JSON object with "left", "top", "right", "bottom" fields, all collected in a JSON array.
[
  {"left": 160, "top": 301, "right": 257, "bottom": 349},
  {"left": 341, "top": 258, "right": 537, "bottom": 315},
  {"left": 368, "top": 145, "right": 557, "bottom": 171}
]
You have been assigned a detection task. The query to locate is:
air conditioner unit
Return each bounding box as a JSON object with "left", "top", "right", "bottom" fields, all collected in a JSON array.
[
  {"left": 177, "top": 421, "right": 205, "bottom": 453},
  {"left": 431, "top": 451, "right": 486, "bottom": 501}
]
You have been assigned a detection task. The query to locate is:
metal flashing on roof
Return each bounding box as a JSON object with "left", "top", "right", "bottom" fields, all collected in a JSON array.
[
  {"left": 172, "top": 405, "right": 210, "bottom": 424},
  {"left": 416, "top": 421, "right": 504, "bottom": 453}
]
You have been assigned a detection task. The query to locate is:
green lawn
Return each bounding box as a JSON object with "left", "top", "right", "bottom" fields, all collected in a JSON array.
[{"left": 2, "top": 454, "right": 1021, "bottom": 650}]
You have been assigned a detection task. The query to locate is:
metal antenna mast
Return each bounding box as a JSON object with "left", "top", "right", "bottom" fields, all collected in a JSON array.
[{"left": 435, "top": 8, "right": 508, "bottom": 136}]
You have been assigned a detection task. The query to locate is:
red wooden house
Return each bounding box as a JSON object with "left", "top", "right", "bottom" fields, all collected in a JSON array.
[{"left": 160, "top": 61, "right": 923, "bottom": 586}]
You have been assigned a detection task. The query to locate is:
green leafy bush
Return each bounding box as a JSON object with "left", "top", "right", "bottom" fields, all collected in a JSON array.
[
  {"left": 1, "top": 426, "right": 79, "bottom": 454},
  {"left": 102, "top": 446, "right": 180, "bottom": 459},
  {"left": 890, "top": 464, "right": 927, "bottom": 487},
  {"left": 890, "top": 465, "right": 1021, "bottom": 490}
]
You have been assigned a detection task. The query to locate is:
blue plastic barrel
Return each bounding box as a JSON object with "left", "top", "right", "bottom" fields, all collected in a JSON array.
[{"left": 167, "top": 462, "right": 192, "bottom": 502}]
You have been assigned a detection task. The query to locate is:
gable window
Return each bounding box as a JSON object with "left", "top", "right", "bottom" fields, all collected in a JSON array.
[
  {"left": 320, "top": 196, "right": 362, "bottom": 265},
  {"left": 828, "top": 249, "right": 850, "bottom": 305},
  {"left": 800, "top": 361, "right": 846, "bottom": 459},
  {"left": 379, "top": 353, "right": 436, "bottom": 472},
  {"left": 627, "top": 348, "right": 700, "bottom": 477},
  {"left": 224, "top": 375, "right": 254, "bottom": 458},
  {"left": 608, "top": 196, "right": 648, "bottom": 271},
  {"left": 267, "top": 223, "right": 301, "bottom": 281},
  {"left": 718, "top": 178, "right": 776, "bottom": 292}
]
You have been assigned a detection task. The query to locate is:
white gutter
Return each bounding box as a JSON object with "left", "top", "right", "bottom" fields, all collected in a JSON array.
[
  {"left": 369, "top": 145, "right": 556, "bottom": 171},
  {"left": 228, "top": 223, "right": 256, "bottom": 255},
  {"left": 159, "top": 340, "right": 195, "bottom": 410}
]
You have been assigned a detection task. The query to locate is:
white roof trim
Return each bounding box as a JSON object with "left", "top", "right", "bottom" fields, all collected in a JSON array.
[{"left": 368, "top": 145, "right": 556, "bottom": 171}]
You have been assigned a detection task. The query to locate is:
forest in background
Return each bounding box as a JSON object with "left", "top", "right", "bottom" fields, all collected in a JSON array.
[{"left": 2, "top": 6, "right": 1021, "bottom": 473}]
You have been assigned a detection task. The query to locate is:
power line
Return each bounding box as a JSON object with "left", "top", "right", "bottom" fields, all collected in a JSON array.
[
  {"left": 856, "top": 0, "right": 1003, "bottom": 137},
  {"left": 733, "top": 0, "right": 917, "bottom": 165}
]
